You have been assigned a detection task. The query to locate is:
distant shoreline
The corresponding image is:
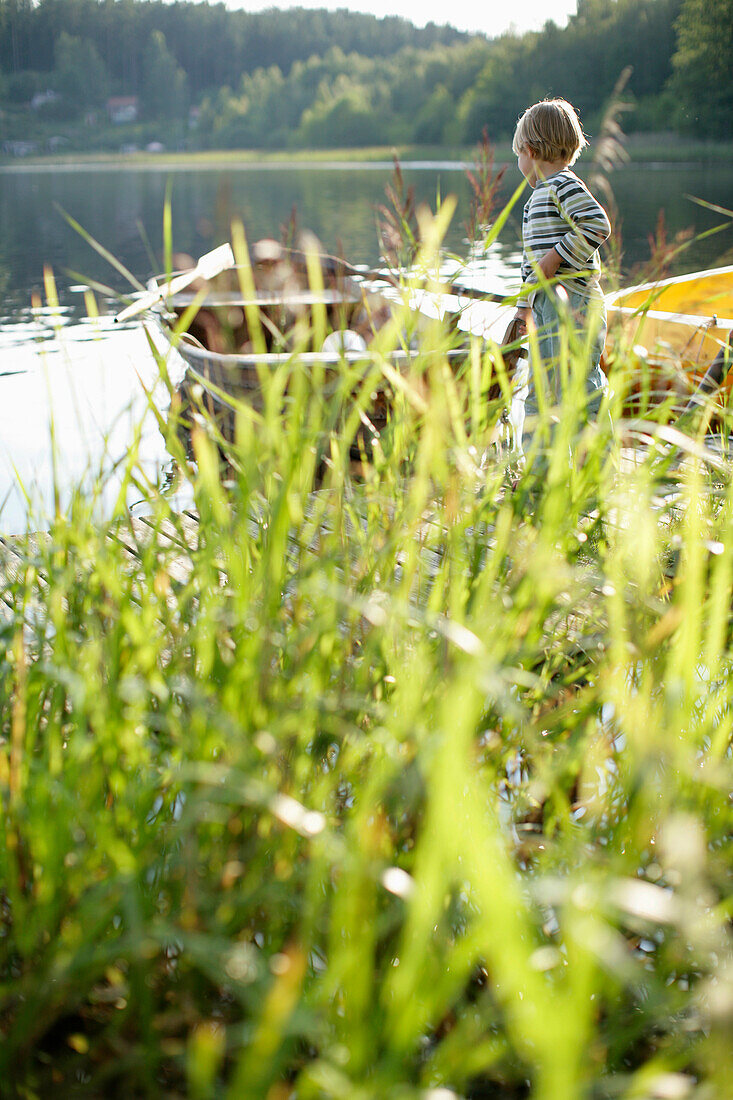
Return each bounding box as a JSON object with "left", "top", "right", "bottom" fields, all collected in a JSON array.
[{"left": 2, "top": 135, "right": 733, "bottom": 171}]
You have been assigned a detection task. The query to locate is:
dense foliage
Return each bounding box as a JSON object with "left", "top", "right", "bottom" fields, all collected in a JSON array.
[
  {"left": 0, "top": 0, "right": 729, "bottom": 151},
  {"left": 1, "top": 218, "right": 732, "bottom": 1096},
  {"left": 0, "top": 0, "right": 469, "bottom": 95},
  {"left": 671, "top": 0, "right": 733, "bottom": 136}
]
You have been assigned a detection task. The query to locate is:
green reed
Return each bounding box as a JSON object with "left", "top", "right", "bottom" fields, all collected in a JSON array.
[{"left": 1, "top": 216, "right": 732, "bottom": 1100}]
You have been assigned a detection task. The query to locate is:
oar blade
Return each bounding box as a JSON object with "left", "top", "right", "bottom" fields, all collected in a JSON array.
[{"left": 114, "top": 243, "right": 235, "bottom": 324}]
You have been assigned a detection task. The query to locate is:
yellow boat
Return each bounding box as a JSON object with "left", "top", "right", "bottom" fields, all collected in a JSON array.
[{"left": 605, "top": 265, "right": 733, "bottom": 398}]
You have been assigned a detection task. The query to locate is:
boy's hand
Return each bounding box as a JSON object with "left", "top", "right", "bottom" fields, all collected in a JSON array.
[
  {"left": 537, "top": 246, "right": 562, "bottom": 280},
  {"left": 513, "top": 306, "right": 531, "bottom": 330},
  {"left": 505, "top": 308, "right": 530, "bottom": 349}
]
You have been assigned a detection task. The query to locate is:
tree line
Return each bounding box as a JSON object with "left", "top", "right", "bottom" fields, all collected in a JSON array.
[
  {"left": 0, "top": 0, "right": 729, "bottom": 149},
  {"left": 0, "top": 0, "right": 468, "bottom": 107}
]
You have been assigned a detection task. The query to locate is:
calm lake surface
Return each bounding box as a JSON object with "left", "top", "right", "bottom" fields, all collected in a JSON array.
[
  {"left": 2, "top": 158, "right": 732, "bottom": 317},
  {"left": 0, "top": 157, "right": 731, "bottom": 532}
]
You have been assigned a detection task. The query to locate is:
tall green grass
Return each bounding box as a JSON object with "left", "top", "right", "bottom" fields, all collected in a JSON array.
[{"left": 1, "top": 215, "right": 732, "bottom": 1100}]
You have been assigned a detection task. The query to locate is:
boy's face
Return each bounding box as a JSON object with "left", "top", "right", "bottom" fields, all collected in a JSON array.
[{"left": 517, "top": 146, "right": 537, "bottom": 187}]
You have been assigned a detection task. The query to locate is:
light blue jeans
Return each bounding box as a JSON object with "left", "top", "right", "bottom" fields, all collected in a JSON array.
[{"left": 510, "top": 287, "right": 608, "bottom": 456}]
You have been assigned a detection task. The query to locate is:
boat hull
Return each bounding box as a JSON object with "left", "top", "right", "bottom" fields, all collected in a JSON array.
[
  {"left": 605, "top": 265, "right": 733, "bottom": 401},
  {"left": 149, "top": 245, "right": 515, "bottom": 454}
]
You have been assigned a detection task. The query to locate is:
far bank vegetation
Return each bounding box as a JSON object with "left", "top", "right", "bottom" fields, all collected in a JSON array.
[{"left": 0, "top": 0, "right": 729, "bottom": 154}]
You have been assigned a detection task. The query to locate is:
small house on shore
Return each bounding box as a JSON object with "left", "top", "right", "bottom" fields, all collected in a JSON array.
[{"left": 107, "top": 96, "right": 139, "bottom": 124}]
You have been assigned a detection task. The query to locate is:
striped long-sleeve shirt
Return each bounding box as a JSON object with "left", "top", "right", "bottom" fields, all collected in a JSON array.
[{"left": 518, "top": 168, "right": 611, "bottom": 308}]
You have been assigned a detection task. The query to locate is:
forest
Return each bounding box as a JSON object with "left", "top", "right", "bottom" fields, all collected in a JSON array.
[{"left": 0, "top": 0, "right": 730, "bottom": 152}]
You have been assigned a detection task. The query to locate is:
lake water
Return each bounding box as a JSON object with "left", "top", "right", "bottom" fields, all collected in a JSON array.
[
  {"left": 2, "top": 158, "right": 732, "bottom": 315},
  {"left": 0, "top": 157, "right": 732, "bottom": 533}
]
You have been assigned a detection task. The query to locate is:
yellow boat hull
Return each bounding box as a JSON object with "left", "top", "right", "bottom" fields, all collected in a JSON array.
[{"left": 605, "top": 265, "right": 733, "bottom": 395}]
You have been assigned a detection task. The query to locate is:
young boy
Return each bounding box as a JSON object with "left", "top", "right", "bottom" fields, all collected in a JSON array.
[{"left": 509, "top": 98, "right": 611, "bottom": 454}]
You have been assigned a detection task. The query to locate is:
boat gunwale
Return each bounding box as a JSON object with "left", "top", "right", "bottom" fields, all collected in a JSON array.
[
  {"left": 605, "top": 264, "right": 733, "bottom": 310},
  {"left": 159, "top": 287, "right": 369, "bottom": 309},
  {"left": 167, "top": 337, "right": 469, "bottom": 369},
  {"left": 608, "top": 304, "right": 733, "bottom": 330}
]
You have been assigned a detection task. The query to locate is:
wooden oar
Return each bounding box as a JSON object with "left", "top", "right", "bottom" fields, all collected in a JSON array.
[
  {"left": 114, "top": 239, "right": 508, "bottom": 327},
  {"left": 283, "top": 246, "right": 401, "bottom": 290},
  {"left": 283, "top": 247, "right": 508, "bottom": 303},
  {"left": 442, "top": 281, "right": 507, "bottom": 303},
  {"left": 114, "top": 243, "right": 235, "bottom": 324}
]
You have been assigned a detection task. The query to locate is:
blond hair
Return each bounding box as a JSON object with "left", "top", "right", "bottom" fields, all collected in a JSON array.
[{"left": 512, "top": 99, "right": 588, "bottom": 166}]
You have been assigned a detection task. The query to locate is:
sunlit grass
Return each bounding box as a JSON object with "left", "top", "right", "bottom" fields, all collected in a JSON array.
[{"left": 1, "top": 214, "right": 732, "bottom": 1100}]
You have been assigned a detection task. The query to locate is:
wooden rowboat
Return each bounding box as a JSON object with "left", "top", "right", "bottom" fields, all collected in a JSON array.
[{"left": 149, "top": 241, "right": 514, "bottom": 453}]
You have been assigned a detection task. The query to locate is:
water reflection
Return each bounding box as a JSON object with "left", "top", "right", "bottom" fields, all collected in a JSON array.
[{"left": 0, "top": 318, "right": 179, "bottom": 534}]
